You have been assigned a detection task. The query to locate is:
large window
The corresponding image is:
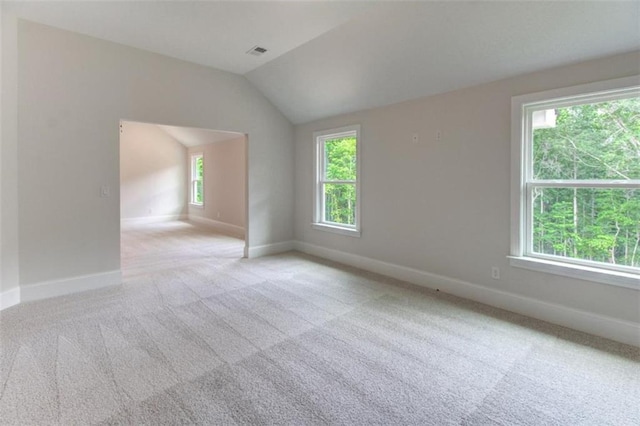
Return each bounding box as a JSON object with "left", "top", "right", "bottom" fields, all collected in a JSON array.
[
  {"left": 313, "top": 125, "right": 361, "bottom": 237},
  {"left": 511, "top": 76, "right": 639, "bottom": 288},
  {"left": 190, "top": 153, "right": 204, "bottom": 206}
]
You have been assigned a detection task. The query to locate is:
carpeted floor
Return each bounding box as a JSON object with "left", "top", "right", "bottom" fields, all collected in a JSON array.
[{"left": 0, "top": 221, "right": 638, "bottom": 425}]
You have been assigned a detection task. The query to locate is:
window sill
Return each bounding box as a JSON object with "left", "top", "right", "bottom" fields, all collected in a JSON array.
[
  {"left": 312, "top": 223, "right": 361, "bottom": 238},
  {"left": 189, "top": 203, "right": 204, "bottom": 209},
  {"left": 508, "top": 256, "right": 639, "bottom": 290}
]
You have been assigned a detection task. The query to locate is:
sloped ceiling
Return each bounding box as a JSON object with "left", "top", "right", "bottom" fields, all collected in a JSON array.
[
  {"left": 157, "top": 124, "right": 243, "bottom": 148},
  {"left": 247, "top": 1, "right": 640, "bottom": 123},
  {"left": 3, "top": 0, "right": 373, "bottom": 74},
  {"left": 5, "top": 1, "right": 640, "bottom": 125}
]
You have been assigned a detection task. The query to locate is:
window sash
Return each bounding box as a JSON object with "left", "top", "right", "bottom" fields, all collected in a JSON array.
[
  {"left": 511, "top": 77, "right": 640, "bottom": 282},
  {"left": 321, "top": 182, "right": 357, "bottom": 227},
  {"left": 190, "top": 154, "right": 203, "bottom": 205},
  {"left": 313, "top": 125, "right": 361, "bottom": 233}
]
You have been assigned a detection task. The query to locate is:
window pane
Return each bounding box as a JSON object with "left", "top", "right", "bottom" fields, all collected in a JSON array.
[
  {"left": 194, "top": 180, "right": 203, "bottom": 204},
  {"left": 196, "top": 156, "right": 204, "bottom": 180},
  {"left": 324, "top": 136, "right": 357, "bottom": 181},
  {"left": 532, "top": 187, "right": 640, "bottom": 268},
  {"left": 324, "top": 183, "right": 356, "bottom": 225},
  {"left": 532, "top": 97, "right": 640, "bottom": 180}
]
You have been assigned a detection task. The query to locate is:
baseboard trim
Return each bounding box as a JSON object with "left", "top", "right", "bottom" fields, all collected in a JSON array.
[
  {"left": 294, "top": 241, "right": 640, "bottom": 347},
  {"left": 20, "top": 270, "right": 122, "bottom": 303},
  {"left": 188, "top": 215, "right": 245, "bottom": 238},
  {"left": 121, "top": 214, "right": 187, "bottom": 227},
  {"left": 0, "top": 287, "right": 21, "bottom": 311},
  {"left": 248, "top": 241, "right": 295, "bottom": 259}
]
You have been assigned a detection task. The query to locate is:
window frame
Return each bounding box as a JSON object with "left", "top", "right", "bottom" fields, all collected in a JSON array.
[
  {"left": 312, "top": 125, "right": 361, "bottom": 237},
  {"left": 190, "top": 153, "right": 204, "bottom": 207},
  {"left": 510, "top": 76, "right": 640, "bottom": 289}
]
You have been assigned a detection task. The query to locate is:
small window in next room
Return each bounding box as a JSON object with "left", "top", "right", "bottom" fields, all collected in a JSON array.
[
  {"left": 313, "top": 125, "right": 361, "bottom": 237},
  {"left": 190, "top": 153, "right": 204, "bottom": 206},
  {"left": 510, "top": 76, "right": 640, "bottom": 288}
]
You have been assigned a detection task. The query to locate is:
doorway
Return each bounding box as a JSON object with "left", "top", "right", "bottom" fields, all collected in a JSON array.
[{"left": 119, "top": 120, "right": 248, "bottom": 276}]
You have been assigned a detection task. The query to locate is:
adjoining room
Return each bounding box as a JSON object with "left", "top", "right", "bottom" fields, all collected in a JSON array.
[{"left": 120, "top": 120, "right": 247, "bottom": 277}]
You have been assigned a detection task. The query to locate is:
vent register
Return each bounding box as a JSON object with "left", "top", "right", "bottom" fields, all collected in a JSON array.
[{"left": 246, "top": 45, "right": 268, "bottom": 56}]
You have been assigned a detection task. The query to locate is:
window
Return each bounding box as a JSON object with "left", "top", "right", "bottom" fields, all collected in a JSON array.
[
  {"left": 190, "top": 153, "right": 204, "bottom": 206},
  {"left": 511, "top": 76, "right": 640, "bottom": 288},
  {"left": 313, "top": 125, "right": 361, "bottom": 237}
]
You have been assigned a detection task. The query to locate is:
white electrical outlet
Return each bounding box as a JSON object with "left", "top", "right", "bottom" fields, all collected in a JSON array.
[{"left": 491, "top": 266, "right": 500, "bottom": 280}]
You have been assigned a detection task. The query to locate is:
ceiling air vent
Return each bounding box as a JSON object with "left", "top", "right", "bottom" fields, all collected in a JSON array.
[{"left": 246, "top": 45, "right": 268, "bottom": 56}]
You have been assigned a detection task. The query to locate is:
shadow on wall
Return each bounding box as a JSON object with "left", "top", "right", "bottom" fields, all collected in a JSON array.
[{"left": 120, "top": 120, "right": 247, "bottom": 239}]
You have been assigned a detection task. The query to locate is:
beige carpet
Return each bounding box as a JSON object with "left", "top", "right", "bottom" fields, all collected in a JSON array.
[{"left": 0, "top": 221, "right": 638, "bottom": 425}]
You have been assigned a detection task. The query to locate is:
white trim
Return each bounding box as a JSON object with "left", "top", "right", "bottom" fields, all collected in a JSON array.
[
  {"left": 247, "top": 241, "right": 295, "bottom": 259},
  {"left": 121, "top": 214, "right": 187, "bottom": 227},
  {"left": 188, "top": 215, "right": 245, "bottom": 239},
  {"left": 509, "top": 256, "right": 639, "bottom": 290},
  {"left": 511, "top": 75, "right": 640, "bottom": 283},
  {"left": 311, "top": 223, "right": 361, "bottom": 237},
  {"left": 294, "top": 241, "right": 640, "bottom": 347},
  {"left": 313, "top": 124, "right": 361, "bottom": 234},
  {"left": 0, "top": 287, "right": 21, "bottom": 311},
  {"left": 20, "top": 270, "right": 122, "bottom": 303},
  {"left": 190, "top": 152, "right": 204, "bottom": 206}
]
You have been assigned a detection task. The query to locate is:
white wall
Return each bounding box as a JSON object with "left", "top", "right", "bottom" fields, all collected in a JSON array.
[
  {"left": 1, "top": 11, "right": 19, "bottom": 300},
  {"left": 120, "top": 121, "right": 188, "bottom": 222},
  {"left": 188, "top": 137, "right": 246, "bottom": 233},
  {"left": 2, "top": 18, "right": 293, "bottom": 291},
  {"left": 295, "top": 52, "right": 640, "bottom": 330}
]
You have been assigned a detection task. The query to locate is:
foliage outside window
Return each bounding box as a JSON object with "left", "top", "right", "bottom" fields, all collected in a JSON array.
[
  {"left": 191, "top": 154, "right": 204, "bottom": 206},
  {"left": 512, "top": 77, "right": 640, "bottom": 286},
  {"left": 313, "top": 125, "right": 361, "bottom": 236}
]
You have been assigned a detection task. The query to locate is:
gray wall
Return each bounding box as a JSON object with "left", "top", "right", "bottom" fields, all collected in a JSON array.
[
  {"left": 188, "top": 137, "right": 246, "bottom": 230},
  {"left": 1, "top": 18, "right": 293, "bottom": 289},
  {"left": 294, "top": 51, "right": 640, "bottom": 325},
  {"left": 120, "top": 121, "right": 188, "bottom": 222}
]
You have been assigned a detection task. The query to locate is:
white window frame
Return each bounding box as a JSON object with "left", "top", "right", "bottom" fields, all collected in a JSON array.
[
  {"left": 510, "top": 75, "right": 640, "bottom": 289},
  {"left": 190, "top": 153, "right": 204, "bottom": 207},
  {"left": 312, "top": 125, "right": 361, "bottom": 237}
]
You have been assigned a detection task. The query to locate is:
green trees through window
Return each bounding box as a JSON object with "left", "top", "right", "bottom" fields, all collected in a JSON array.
[
  {"left": 531, "top": 97, "right": 640, "bottom": 268},
  {"left": 323, "top": 136, "right": 357, "bottom": 225},
  {"left": 191, "top": 154, "right": 203, "bottom": 205}
]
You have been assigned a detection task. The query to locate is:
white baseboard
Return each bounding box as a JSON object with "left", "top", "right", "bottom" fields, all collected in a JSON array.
[
  {"left": 248, "top": 241, "right": 295, "bottom": 259},
  {"left": 20, "top": 270, "right": 122, "bottom": 303},
  {"left": 188, "top": 215, "right": 245, "bottom": 238},
  {"left": 294, "top": 241, "right": 640, "bottom": 347},
  {"left": 0, "top": 286, "right": 21, "bottom": 311},
  {"left": 121, "top": 214, "right": 187, "bottom": 227}
]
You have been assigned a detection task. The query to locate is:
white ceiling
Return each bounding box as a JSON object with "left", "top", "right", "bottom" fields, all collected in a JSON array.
[
  {"left": 3, "top": 0, "right": 373, "bottom": 74},
  {"left": 5, "top": 1, "right": 640, "bottom": 125},
  {"left": 157, "top": 124, "right": 243, "bottom": 148}
]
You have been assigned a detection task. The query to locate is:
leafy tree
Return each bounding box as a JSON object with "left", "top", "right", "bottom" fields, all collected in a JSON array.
[
  {"left": 324, "top": 136, "right": 357, "bottom": 225},
  {"left": 532, "top": 97, "right": 640, "bottom": 267}
]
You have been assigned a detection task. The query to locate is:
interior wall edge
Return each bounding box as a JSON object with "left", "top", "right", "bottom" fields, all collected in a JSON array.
[
  {"left": 0, "top": 286, "right": 20, "bottom": 311},
  {"left": 293, "top": 241, "right": 640, "bottom": 348},
  {"left": 188, "top": 215, "right": 245, "bottom": 239},
  {"left": 121, "top": 214, "right": 188, "bottom": 227},
  {"left": 19, "top": 269, "right": 121, "bottom": 304},
  {"left": 247, "top": 240, "right": 295, "bottom": 259}
]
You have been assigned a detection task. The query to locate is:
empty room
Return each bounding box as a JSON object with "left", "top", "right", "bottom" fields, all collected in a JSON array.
[{"left": 1, "top": 1, "right": 639, "bottom": 425}]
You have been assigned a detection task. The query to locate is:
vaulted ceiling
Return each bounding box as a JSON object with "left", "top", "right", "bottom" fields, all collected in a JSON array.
[{"left": 5, "top": 1, "right": 640, "bottom": 124}]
